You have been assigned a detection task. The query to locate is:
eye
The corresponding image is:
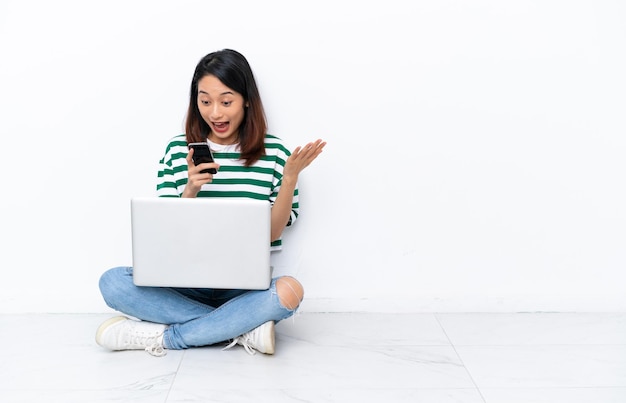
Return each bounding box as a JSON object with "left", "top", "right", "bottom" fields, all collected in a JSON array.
[
  {"left": 222, "top": 101, "right": 232, "bottom": 106},
  {"left": 200, "top": 100, "right": 210, "bottom": 106}
]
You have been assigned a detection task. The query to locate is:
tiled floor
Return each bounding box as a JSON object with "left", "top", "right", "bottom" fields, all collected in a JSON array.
[{"left": 1, "top": 312, "right": 625, "bottom": 402}]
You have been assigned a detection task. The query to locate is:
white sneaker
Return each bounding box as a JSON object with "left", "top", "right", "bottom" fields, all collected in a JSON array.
[
  {"left": 96, "top": 316, "right": 168, "bottom": 357},
  {"left": 223, "top": 321, "right": 275, "bottom": 355}
]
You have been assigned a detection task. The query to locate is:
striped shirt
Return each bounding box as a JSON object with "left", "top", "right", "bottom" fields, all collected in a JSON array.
[{"left": 156, "top": 133, "right": 299, "bottom": 250}]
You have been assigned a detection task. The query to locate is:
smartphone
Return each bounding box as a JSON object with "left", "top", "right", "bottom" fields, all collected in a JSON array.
[{"left": 188, "top": 142, "right": 217, "bottom": 174}]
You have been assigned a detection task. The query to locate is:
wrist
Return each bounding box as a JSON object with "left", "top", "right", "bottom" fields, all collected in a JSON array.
[
  {"left": 281, "top": 175, "right": 298, "bottom": 188},
  {"left": 182, "top": 187, "right": 198, "bottom": 198}
]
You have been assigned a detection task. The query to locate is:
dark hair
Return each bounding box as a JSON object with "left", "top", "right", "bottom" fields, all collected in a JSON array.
[{"left": 185, "top": 49, "right": 267, "bottom": 166}]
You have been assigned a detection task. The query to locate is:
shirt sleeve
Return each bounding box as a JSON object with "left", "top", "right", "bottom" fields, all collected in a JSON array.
[{"left": 156, "top": 136, "right": 187, "bottom": 197}]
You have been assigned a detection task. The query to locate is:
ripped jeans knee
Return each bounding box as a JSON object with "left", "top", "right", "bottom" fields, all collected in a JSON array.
[{"left": 275, "top": 276, "right": 304, "bottom": 311}]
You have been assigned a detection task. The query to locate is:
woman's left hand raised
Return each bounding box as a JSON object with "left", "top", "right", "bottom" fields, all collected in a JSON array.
[{"left": 283, "top": 139, "right": 327, "bottom": 183}]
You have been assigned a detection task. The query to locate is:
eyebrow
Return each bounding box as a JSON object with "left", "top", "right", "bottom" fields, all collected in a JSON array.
[{"left": 198, "top": 90, "right": 234, "bottom": 96}]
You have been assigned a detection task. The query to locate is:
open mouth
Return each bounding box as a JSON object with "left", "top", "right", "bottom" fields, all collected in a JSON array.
[{"left": 212, "top": 122, "right": 230, "bottom": 133}]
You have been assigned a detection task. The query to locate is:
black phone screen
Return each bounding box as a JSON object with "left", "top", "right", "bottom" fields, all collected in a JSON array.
[{"left": 189, "top": 143, "right": 217, "bottom": 174}]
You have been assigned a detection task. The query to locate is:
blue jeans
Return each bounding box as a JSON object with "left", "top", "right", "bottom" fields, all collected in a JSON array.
[{"left": 98, "top": 266, "right": 296, "bottom": 350}]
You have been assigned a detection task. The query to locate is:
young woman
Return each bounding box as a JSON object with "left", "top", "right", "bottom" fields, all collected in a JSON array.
[{"left": 96, "top": 49, "right": 326, "bottom": 356}]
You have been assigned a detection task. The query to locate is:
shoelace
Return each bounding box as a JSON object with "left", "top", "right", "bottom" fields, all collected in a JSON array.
[
  {"left": 222, "top": 336, "right": 257, "bottom": 355},
  {"left": 145, "top": 343, "right": 167, "bottom": 357},
  {"left": 126, "top": 329, "right": 166, "bottom": 357}
]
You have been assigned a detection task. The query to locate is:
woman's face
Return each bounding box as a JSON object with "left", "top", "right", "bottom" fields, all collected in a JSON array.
[{"left": 197, "top": 74, "right": 247, "bottom": 145}]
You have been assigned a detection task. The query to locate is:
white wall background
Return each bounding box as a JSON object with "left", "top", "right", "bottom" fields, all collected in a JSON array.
[{"left": 1, "top": 0, "right": 624, "bottom": 313}]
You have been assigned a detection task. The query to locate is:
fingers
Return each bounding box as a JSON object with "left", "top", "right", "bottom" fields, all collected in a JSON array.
[
  {"left": 283, "top": 139, "right": 326, "bottom": 181},
  {"left": 294, "top": 139, "right": 326, "bottom": 160},
  {"left": 297, "top": 139, "right": 326, "bottom": 165},
  {"left": 187, "top": 147, "right": 220, "bottom": 176},
  {"left": 186, "top": 147, "right": 195, "bottom": 166},
  {"left": 190, "top": 163, "right": 219, "bottom": 179},
  {"left": 186, "top": 148, "right": 220, "bottom": 190}
]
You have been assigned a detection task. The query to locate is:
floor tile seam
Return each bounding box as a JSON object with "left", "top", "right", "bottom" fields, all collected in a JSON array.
[
  {"left": 310, "top": 342, "right": 626, "bottom": 347},
  {"left": 167, "top": 386, "right": 488, "bottom": 390},
  {"left": 460, "top": 382, "right": 626, "bottom": 391},
  {"left": 0, "top": 388, "right": 174, "bottom": 393},
  {"left": 164, "top": 350, "right": 188, "bottom": 401},
  {"left": 161, "top": 387, "right": 490, "bottom": 393},
  {"left": 4, "top": 312, "right": 626, "bottom": 316},
  {"left": 432, "top": 312, "right": 626, "bottom": 314},
  {"left": 0, "top": 384, "right": 177, "bottom": 392},
  {"left": 451, "top": 343, "right": 626, "bottom": 347},
  {"left": 305, "top": 343, "right": 457, "bottom": 355},
  {"left": 317, "top": 343, "right": 458, "bottom": 346},
  {"left": 475, "top": 386, "right": 626, "bottom": 390},
  {"left": 433, "top": 314, "right": 488, "bottom": 403}
]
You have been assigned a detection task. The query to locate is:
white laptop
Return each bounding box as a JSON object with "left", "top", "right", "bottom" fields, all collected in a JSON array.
[{"left": 130, "top": 197, "right": 271, "bottom": 289}]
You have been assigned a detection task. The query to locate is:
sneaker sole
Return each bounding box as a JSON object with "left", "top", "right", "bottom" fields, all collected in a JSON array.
[
  {"left": 263, "top": 321, "right": 276, "bottom": 355},
  {"left": 95, "top": 316, "right": 128, "bottom": 347}
]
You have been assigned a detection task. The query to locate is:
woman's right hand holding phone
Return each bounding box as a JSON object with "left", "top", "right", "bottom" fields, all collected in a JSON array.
[{"left": 182, "top": 148, "right": 220, "bottom": 198}]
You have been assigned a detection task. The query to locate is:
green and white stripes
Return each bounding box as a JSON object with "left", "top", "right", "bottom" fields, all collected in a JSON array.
[{"left": 156, "top": 134, "right": 299, "bottom": 250}]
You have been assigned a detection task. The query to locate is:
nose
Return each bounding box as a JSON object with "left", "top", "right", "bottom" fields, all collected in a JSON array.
[{"left": 209, "top": 103, "right": 223, "bottom": 120}]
